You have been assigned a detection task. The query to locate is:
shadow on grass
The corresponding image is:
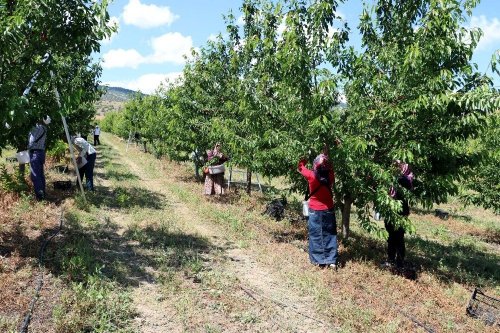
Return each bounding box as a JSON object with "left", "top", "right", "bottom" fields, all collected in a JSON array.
[
  {"left": 97, "top": 169, "right": 139, "bottom": 182},
  {"left": 86, "top": 185, "right": 166, "bottom": 210},
  {"left": 37, "top": 211, "right": 217, "bottom": 287},
  {"left": 341, "top": 230, "right": 499, "bottom": 287},
  {"left": 412, "top": 207, "right": 473, "bottom": 223}
]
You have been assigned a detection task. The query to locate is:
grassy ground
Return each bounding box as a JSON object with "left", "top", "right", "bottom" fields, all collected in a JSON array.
[{"left": 0, "top": 133, "right": 498, "bottom": 332}]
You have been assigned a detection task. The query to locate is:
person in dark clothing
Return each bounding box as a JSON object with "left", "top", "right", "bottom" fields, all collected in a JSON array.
[
  {"left": 383, "top": 161, "right": 414, "bottom": 268},
  {"left": 93, "top": 125, "right": 100, "bottom": 146},
  {"left": 28, "top": 116, "right": 51, "bottom": 200}
]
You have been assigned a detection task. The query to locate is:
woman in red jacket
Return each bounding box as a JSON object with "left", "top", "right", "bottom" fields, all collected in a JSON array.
[{"left": 298, "top": 153, "right": 337, "bottom": 269}]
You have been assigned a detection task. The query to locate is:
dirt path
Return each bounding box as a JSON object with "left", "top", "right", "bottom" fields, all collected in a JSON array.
[{"left": 98, "top": 135, "right": 336, "bottom": 332}]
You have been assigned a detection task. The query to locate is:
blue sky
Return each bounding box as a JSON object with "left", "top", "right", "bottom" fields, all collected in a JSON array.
[{"left": 97, "top": 0, "right": 500, "bottom": 94}]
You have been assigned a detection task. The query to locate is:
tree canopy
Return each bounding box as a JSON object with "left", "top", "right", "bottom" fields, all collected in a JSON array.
[{"left": 0, "top": 0, "right": 114, "bottom": 151}]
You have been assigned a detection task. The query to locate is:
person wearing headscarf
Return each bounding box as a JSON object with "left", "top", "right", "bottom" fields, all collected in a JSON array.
[
  {"left": 383, "top": 160, "right": 414, "bottom": 268},
  {"left": 298, "top": 153, "right": 337, "bottom": 269},
  {"left": 28, "top": 115, "right": 51, "bottom": 200},
  {"left": 203, "top": 143, "right": 229, "bottom": 195}
]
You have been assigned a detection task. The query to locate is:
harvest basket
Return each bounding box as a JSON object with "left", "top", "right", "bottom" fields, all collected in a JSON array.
[
  {"left": 466, "top": 288, "right": 499, "bottom": 326},
  {"left": 208, "top": 164, "right": 225, "bottom": 175}
]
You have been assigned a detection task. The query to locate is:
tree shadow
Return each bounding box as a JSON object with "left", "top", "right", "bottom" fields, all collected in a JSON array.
[
  {"left": 86, "top": 185, "right": 166, "bottom": 210},
  {"left": 34, "top": 212, "right": 219, "bottom": 287},
  {"left": 412, "top": 207, "right": 473, "bottom": 223},
  {"left": 96, "top": 169, "right": 139, "bottom": 182},
  {"left": 204, "top": 191, "right": 242, "bottom": 205},
  {"left": 341, "top": 230, "right": 499, "bottom": 287}
]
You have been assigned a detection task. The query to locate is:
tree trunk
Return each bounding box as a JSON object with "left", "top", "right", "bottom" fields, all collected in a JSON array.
[
  {"left": 342, "top": 194, "right": 352, "bottom": 239},
  {"left": 18, "top": 163, "right": 26, "bottom": 177},
  {"left": 194, "top": 162, "right": 200, "bottom": 179},
  {"left": 246, "top": 169, "right": 252, "bottom": 195}
]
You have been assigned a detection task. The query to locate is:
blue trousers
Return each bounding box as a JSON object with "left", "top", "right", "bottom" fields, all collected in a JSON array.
[
  {"left": 77, "top": 153, "right": 96, "bottom": 191},
  {"left": 308, "top": 208, "right": 338, "bottom": 265},
  {"left": 29, "top": 149, "right": 46, "bottom": 199}
]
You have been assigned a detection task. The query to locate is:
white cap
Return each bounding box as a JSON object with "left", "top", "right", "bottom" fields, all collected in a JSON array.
[{"left": 43, "top": 115, "right": 51, "bottom": 125}]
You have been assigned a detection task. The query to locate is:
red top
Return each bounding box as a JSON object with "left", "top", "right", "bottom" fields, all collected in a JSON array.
[{"left": 298, "top": 159, "right": 335, "bottom": 210}]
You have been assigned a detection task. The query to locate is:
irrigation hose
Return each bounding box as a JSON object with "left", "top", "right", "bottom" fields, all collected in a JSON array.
[{"left": 19, "top": 209, "right": 64, "bottom": 333}]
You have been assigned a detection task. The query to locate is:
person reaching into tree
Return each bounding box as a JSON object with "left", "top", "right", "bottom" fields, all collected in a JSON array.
[
  {"left": 298, "top": 147, "right": 338, "bottom": 270},
  {"left": 203, "top": 143, "right": 229, "bottom": 195},
  {"left": 382, "top": 160, "right": 414, "bottom": 268}
]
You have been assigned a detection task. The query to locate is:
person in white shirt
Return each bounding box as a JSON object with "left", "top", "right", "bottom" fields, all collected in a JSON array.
[
  {"left": 93, "top": 124, "right": 101, "bottom": 146},
  {"left": 71, "top": 136, "right": 97, "bottom": 191}
]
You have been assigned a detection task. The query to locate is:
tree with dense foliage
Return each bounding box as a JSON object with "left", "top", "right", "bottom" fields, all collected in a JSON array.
[
  {"left": 0, "top": 0, "right": 114, "bottom": 152},
  {"left": 100, "top": 0, "right": 498, "bottom": 237},
  {"left": 334, "top": 0, "right": 500, "bottom": 238}
]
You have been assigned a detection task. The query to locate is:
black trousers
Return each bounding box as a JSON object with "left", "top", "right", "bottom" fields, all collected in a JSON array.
[
  {"left": 94, "top": 134, "right": 100, "bottom": 146},
  {"left": 384, "top": 220, "right": 405, "bottom": 266}
]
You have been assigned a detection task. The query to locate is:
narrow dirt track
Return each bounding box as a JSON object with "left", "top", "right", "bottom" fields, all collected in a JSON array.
[{"left": 98, "top": 135, "right": 336, "bottom": 333}]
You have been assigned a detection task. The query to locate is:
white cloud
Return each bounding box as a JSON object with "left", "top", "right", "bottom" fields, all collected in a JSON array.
[
  {"left": 277, "top": 21, "right": 286, "bottom": 37},
  {"left": 101, "top": 16, "right": 120, "bottom": 45},
  {"left": 102, "top": 49, "right": 145, "bottom": 69},
  {"left": 123, "top": 0, "right": 179, "bottom": 29},
  {"left": 236, "top": 15, "right": 245, "bottom": 26},
  {"left": 208, "top": 33, "right": 218, "bottom": 42},
  {"left": 335, "top": 10, "right": 345, "bottom": 21},
  {"left": 101, "top": 32, "right": 194, "bottom": 68},
  {"left": 470, "top": 15, "right": 500, "bottom": 50},
  {"left": 104, "top": 72, "right": 183, "bottom": 94},
  {"left": 327, "top": 27, "right": 341, "bottom": 40},
  {"left": 148, "top": 32, "right": 194, "bottom": 64}
]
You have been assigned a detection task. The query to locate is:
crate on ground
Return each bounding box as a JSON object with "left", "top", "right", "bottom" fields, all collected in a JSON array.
[
  {"left": 466, "top": 288, "right": 499, "bottom": 326},
  {"left": 53, "top": 180, "right": 72, "bottom": 190}
]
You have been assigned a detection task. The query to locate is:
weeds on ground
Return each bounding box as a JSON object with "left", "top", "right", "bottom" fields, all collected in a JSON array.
[
  {"left": 0, "top": 165, "right": 29, "bottom": 193},
  {"left": 50, "top": 209, "right": 135, "bottom": 332},
  {"left": 0, "top": 316, "right": 16, "bottom": 333}
]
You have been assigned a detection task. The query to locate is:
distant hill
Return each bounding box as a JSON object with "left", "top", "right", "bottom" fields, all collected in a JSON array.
[
  {"left": 95, "top": 86, "right": 141, "bottom": 118},
  {"left": 99, "top": 86, "right": 140, "bottom": 102}
]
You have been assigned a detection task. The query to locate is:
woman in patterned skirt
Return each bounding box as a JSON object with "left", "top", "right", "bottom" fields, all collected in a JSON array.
[{"left": 203, "top": 143, "right": 229, "bottom": 195}]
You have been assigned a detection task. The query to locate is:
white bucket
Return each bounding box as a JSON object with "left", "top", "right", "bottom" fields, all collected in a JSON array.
[
  {"left": 302, "top": 200, "right": 309, "bottom": 217},
  {"left": 77, "top": 156, "right": 87, "bottom": 169},
  {"left": 16, "top": 151, "right": 30, "bottom": 164},
  {"left": 208, "top": 164, "right": 225, "bottom": 174}
]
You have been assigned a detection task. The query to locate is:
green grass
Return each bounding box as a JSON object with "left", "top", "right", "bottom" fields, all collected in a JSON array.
[
  {"left": 47, "top": 206, "right": 136, "bottom": 332},
  {"left": 95, "top": 132, "right": 499, "bottom": 332}
]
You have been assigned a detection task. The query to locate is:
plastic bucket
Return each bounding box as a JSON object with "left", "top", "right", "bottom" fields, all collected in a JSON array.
[
  {"left": 77, "top": 156, "right": 87, "bottom": 169},
  {"left": 208, "top": 164, "right": 225, "bottom": 174},
  {"left": 302, "top": 200, "right": 309, "bottom": 217},
  {"left": 16, "top": 151, "right": 30, "bottom": 164}
]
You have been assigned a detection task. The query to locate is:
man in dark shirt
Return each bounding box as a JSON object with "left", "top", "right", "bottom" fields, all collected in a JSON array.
[{"left": 28, "top": 116, "right": 50, "bottom": 200}]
